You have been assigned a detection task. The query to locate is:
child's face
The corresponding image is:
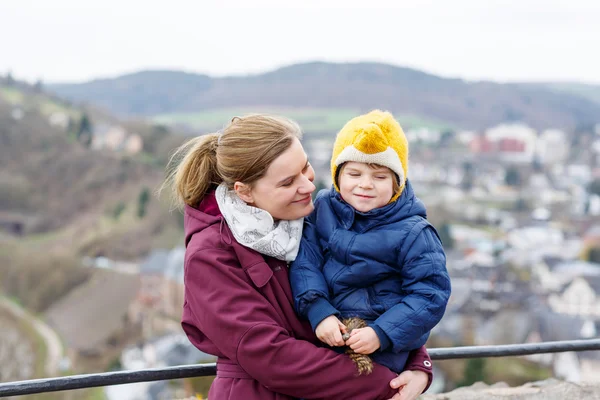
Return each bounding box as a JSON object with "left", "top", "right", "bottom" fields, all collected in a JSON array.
[{"left": 338, "top": 162, "right": 395, "bottom": 212}]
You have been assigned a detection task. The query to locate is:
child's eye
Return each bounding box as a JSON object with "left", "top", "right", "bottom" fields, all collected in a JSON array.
[
  {"left": 282, "top": 180, "right": 293, "bottom": 187},
  {"left": 348, "top": 173, "right": 360, "bottom": 177},
  {"left": 375, "top": 175, "right": 388, "bottom": 180}
]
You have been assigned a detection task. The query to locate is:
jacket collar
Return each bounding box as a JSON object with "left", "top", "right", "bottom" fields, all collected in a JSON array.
[
  {"left": 328, "top": 179, "right": 426, "bottom": 231},
  {"left": 184, "top": 191, "right": 222, "bottom": 247}
]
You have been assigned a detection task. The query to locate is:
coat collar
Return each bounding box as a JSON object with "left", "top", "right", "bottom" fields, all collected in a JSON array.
[{"left": 327, "top": 179, "right": 426, "bottom": 231}]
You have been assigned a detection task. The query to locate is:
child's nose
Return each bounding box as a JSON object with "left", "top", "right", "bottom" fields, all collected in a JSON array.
[{"left": 359, "top": 177, "right": 374, "bottom": 188}]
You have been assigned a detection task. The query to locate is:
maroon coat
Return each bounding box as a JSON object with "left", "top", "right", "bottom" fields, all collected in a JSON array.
[{"left": 181, "top": 192, "right": 433, "bottom": 400}]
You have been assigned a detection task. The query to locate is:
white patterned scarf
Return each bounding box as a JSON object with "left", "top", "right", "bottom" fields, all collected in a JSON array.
[{"left": 215, "top": 183, "right": 304, "bottom": 262}]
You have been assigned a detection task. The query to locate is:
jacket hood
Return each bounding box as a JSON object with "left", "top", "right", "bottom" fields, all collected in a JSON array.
[{"left": 184, "top": 191, "right": 222, "bottom": 247}]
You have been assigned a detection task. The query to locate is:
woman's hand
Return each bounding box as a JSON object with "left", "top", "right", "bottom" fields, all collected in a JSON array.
[
  {"left": 388, "top": 370, "right": 429, "bottom": 400},
  {"left": 315, "top": 315, "right": 347, "bottom": 347}
]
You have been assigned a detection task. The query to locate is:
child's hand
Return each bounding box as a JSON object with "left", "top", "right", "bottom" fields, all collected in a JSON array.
[
  {"left": 315, "top": 315, "right": 347, "bottom": 347},
  {"left": 346, "top": 327, "right": 380, "bottom": 354}
]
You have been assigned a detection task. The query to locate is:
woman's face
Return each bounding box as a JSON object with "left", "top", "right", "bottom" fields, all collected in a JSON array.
[{"left": 236, "top": 138, "right": 316, "bottom": 220}]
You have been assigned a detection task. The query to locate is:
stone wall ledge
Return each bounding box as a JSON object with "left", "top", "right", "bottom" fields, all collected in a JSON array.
[{"left": 422, "top": 379, "right": 600, "bottom": 400}]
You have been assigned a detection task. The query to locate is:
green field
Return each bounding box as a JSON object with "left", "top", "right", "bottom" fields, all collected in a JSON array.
[
  {"left": 0, "top": 86, "right": 80, "bottom": 118},
  {"left": 153, "top": 107, "right": 454, "bottom": 135},
  {"left": 0, "top": 87, "right": 26, "bottom": 104}
]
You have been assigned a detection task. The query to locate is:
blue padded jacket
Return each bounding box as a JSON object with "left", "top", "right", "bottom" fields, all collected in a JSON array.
[{"left": 290, "top": 180, "right": 450, "bottom": 371}]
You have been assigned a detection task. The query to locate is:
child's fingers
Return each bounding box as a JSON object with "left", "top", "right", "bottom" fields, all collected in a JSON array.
[
  {"left": 350, "top": 342, "right": 364, "bottom": 353},
  {"left": 332, "top": 330, "right": 345, "bottom": 346},
  {"left": 350, "top": 328, "right": 362, "bottom": 336},
  {"left": 327, "top": 332, "right": 333, "bottom": 346},
  {"left": 320, "top": 332, "right": 334, "bottom": 346},
  {"left": 351, "top": 343, "right": 371, "bottom": 354},
  {"left": 354, "top": 346, "right": 370, "bottom": 354},
  {"left": 349, "top": 337, "right": 362, "bottom": 349},
  {"left": 345, "top": 335, "right": 357, "bottom": 346},
  {"left": 326, "top": 329, "right": 340, "bottom": 346}
]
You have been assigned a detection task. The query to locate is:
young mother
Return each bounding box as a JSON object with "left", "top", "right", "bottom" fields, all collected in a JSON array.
[{"left": 163, "top": 114, "right": 434, "bottom": 400}]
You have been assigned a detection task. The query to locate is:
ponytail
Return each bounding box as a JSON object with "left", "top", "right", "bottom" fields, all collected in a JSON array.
[
  {"left": 159, "top": 114, "right": 303, "bottom": 211},
  {"left": 160, "top": 133, "right": 222, "bottom": 209}
]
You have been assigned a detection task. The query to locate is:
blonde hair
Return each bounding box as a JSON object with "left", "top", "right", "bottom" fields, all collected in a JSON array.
[{"left": 161, "top": 114, "right": 302, "bottom": 209}]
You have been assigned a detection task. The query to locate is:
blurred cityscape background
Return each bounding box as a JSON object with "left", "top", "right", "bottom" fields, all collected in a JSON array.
[{"left": 1, "top": 1, "right": 600, "bottom": 399}]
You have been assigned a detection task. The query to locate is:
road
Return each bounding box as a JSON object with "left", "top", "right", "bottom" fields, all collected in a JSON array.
[{"left": 0, "top": 296, "right": 63, "bottom": 378}]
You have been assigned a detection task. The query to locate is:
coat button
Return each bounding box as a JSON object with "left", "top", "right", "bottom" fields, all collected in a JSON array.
[{"left": 424, "top": 360, "right": 432, "bottom": 368}]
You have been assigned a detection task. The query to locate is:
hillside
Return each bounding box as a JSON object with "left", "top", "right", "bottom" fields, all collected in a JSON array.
[
  {"left": 48, "top": 62, "right": 600, "bottom": 131},
  {"left": 521, "top": 82, "right": 600, "bottom": 106},
  {"left": 0, "top": 83, "right": 185, "bottom": 261}
]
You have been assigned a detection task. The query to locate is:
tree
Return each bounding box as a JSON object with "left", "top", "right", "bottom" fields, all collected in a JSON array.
[
  {"left": 531, "top": 155, "right": 543, "bottom": 173},
  {"left": 514, "top": 197, "right": 528, "bottom": 212},
  {"left": 438, "top": 223, "right": 454, "bottom": 249},
  {"left": 588, "top": 247, "right": 600, "bottom": 264},
  {"left": 457, "top": 358, "right": 487, "bottom": 387},
  {"left": 33, "top": 79, "right": 43, "bottom": 93},
  {"left": 504, "top": 166, "right": 521, "bottom": 187},
  {"left": 5, "top": 71, "right": 15, "bottom": 86},
  {"left": 138, "top": 187, "right": 150, "bottom": 218},
  {"left": 113, "top": 202, "right": 126, "bottom": 220},
  {"left": 77, "top": 113, "right": 92, "bottom": 136},
  {"left": 461, "top": 161, "right": 475, "bottom": 191},
  {"left": 439, "top": 129, "right": 455, "bottom": 147},
  {"left": 588, "top": 179, "right": 600, "bottom": 197},
  {"left": 75, "top": 112, "right": 92, "bottom": 139},
  {"left": 77, "top": 113, "right": 93, "bottom": 146}
]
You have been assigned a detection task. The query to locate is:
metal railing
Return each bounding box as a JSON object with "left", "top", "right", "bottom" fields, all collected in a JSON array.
[{"left": 2, "top": 338, "right": 600, "bottom": 397}]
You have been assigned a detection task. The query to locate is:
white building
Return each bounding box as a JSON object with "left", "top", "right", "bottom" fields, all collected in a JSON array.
[
  {"left": 548, "top": 276, "right": 600, "bottom": 318},
  {"left": 406, "top": 128, "right": 441, "bottom": 144},
  {"left": 536, "top": 129, "right": 569, "bottom": 165},
  {"left": 485, "top": 123, "right": 538, "bottom": 163}
]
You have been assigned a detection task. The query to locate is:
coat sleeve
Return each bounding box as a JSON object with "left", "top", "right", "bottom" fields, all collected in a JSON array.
[
  {"left": 372, "top": 223, "right": 451, "bottom": 352},
  {"left": 405, "top": 346, "right": 434, "bottom": 392},
  {"left": 183, "top": 248, "right": 398, "bottom": 400},
  {"left": 289, "top": 206, "right": 340, "bottom": 330}
]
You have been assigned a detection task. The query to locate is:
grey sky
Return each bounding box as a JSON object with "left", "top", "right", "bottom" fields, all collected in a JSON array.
[{"left": 1, "top": 0, "right": 599, "bottom": 84}]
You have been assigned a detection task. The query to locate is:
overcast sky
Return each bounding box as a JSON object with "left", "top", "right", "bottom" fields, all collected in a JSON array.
[{"left": 1, "top": 0, "right": 599, "bottom": 84}]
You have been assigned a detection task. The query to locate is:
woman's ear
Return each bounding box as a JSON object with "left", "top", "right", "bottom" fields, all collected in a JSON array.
[{"left": 234, "top": 181, "right": 254, "bottom": 203}]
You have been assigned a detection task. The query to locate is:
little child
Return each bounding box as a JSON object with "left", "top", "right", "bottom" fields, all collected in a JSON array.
[{"left": 290, "top": 110, "right": 451, "bottom": 374}]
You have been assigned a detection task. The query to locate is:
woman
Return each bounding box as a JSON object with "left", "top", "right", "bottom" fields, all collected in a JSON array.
[{"left": 162, "top": 114, "right": 433, "bottom": 400}]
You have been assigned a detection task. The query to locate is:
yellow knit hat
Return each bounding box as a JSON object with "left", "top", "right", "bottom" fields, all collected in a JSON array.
[{"left": 331, "top": 110, "right": 408, "bottom": 202}]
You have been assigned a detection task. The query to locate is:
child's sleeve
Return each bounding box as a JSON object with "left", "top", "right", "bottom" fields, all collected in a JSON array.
[
  {"left": 290, "top": 204, "right": 340, "bottom": 331},
  {"left": 372, "top": 221, "right": 451, "bottom": 352}
]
